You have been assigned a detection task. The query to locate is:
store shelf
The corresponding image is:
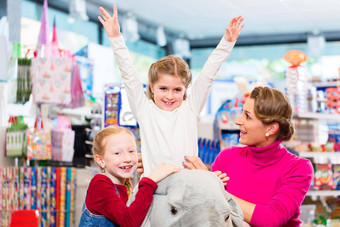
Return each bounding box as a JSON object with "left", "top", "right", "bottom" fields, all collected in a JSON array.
[
  {"left": 307, "top": 190, "right": 340, "bottom": 197},
  {"left": 296, "top": 112, "right": 340, "bottom": 121},
  {"left": 218, "top": 122, "right": 240, "bottom": 131},
  {"left": 299, "top": 152, "right": 340, "bottom": 159},
  {"left": 311, "top": 81, "right": 339, "bottom": 88}
]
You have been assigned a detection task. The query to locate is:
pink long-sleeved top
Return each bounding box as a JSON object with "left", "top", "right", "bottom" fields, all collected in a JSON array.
[{"left": 211, "top": 140, "right": 313, "bottom": 227}]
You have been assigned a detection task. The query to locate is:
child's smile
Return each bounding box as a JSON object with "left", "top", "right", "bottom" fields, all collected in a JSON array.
[
  {"left": 102, "top": 132, "right": 138, "bottom": 185},
  {"left": 151, "top": 74, "right": 186, "bottom": 111}
]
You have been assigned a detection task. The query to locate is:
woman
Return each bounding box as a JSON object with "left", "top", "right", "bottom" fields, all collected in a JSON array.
[{"left": 183, "top": 86, "right": 313, "bottom": 227}]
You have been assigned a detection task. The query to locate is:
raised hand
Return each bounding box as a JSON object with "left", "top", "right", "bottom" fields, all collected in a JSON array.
[
  {"left": 98, "top": 5, "right": 121, "bottom": 38},
  {"left": 224, "top": 16, "right": 244, "bottom": 42}
]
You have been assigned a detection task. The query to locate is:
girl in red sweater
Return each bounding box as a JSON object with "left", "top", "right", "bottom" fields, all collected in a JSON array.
[{"left": 79, "top": 126, "right": 180, "bottom": 227}]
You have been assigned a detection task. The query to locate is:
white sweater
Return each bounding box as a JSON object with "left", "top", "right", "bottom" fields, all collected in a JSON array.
[{"left": 110, "top": 36, "right": 235, "bottom": 175}]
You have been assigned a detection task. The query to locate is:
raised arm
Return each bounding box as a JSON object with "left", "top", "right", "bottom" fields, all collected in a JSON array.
[
  {"left": 98, "top": 5, "right": 148, "bottom": 118},
  {"left": 224, "top": 16, "right": 244, "bottom": 42},
  {"left": 188, "top": 16, "right": 244, "bottom": 114},
  {"left": 98, "top": 5, "right": 121, "bottom": 38}
]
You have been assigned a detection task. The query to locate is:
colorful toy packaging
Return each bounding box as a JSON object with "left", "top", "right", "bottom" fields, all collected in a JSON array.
[{"left": 314, "top": 157, "right": 334, "bottom": 190}]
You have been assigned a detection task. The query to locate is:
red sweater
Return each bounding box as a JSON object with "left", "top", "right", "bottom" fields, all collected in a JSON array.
[{"left": 86, "top": 174, "right": 157, "bottom": 227}]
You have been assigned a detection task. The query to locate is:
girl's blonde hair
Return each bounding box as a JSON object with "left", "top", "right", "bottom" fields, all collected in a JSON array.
[
  {"left": 250, "top": 86, "right": 294, "bottom": 142},
  {"left": 146, "top": 55, "right": 192, "bottom": 100},
  {"left": 92, "top": 125, "right": 135, "bottom": 196}
]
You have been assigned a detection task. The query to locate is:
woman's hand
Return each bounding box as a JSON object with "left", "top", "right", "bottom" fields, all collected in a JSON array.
[
  {"left": 183, "top": 156, "right": 209, "bottom": 170},
  {"left": 224, "top": 15, "right": 244, "bottom": 42},
  {"left": 98, "top": 5, "right": 121, "bottom": 38},
  {"left": 213, "top": 171, "right": 230, "bottom": 186},
  {"left": 147, "top": 163, "right": 181, "bottom": 183}
]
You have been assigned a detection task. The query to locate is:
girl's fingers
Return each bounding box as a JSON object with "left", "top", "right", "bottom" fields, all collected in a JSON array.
[
  {"left": 235, "top": 17, "right": 244, "bottom": 28},
  {"left": 113, "top": 5, "right": 118, "bottom": 18},
  {"left": 100, "top": 6, "right": 111, "bottom": 19},
  {"left": 182, "top": 161, "right": 194, "bottom": 170},
  {"left": 98, "top": 16, "right": 105, "bottom": 25}
]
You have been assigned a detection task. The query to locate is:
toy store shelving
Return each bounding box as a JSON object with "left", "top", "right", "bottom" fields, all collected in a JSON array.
[
  {"left": 296, "top": 112, "right": 340, "bottom": 121},
  {"left": 307, "top": 190, "right": 340, "bottom": 197},
  {"left": 300, "top": 152, "right": 340, "bottom": 159},
  {"left": 297, "top": 109, "right": 340, "bottom": 197}
]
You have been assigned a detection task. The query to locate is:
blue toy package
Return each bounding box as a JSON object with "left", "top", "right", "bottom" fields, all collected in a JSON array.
[
  {"left": 328, "top": 133, "right": 340, "bottom": 152},
  {"left": 198, "top": 138, "right": 220, "bottom": 164},
  {"left": 221, "top": 133, "right": 240, "bottom": 148}
]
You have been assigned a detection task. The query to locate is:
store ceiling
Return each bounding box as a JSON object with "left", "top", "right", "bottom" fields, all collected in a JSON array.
[{"left": 38, "top": 0, "right": 340, "bottom": 46}]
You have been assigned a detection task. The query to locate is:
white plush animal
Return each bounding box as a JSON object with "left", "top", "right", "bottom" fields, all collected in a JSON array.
[{"left": 128, "top": 169, "right": 244, "bottom": 227}]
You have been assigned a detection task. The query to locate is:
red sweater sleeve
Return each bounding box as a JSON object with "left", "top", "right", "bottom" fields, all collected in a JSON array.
[{"left": 86, "top": 174, "right": 157, "bottom": 227}]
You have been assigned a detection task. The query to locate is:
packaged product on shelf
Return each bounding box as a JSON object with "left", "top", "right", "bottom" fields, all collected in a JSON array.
[
  {"left": 5, "top": 116, "right": 28, "bottom": 158},
  {"left": 333, "top": 158, "right": 340, "bottom": 190},
  {"left": 284, "top": 50, "right": 308, "bottom": 114},
  {"left": 328, "top": 132, "right": 340, "bottom": 152},
  {"left": 314, "top": 156, "right": 334, "bottom": 190},
  {"left": 16, "top": 58, "right": 32, "bottom": 104},
  {"left": 300, "top": 204, "right": 316, "bottom": 226},
  {"left": 104, "top": 85, "right": 120, "bottom": 126},
  {"left": 51, "top": 115, "right": 75, "bottom": 162},
  {"left": 326, "top": 87, "right": 340, "bottom": 113},
  {"left": 27, "top": 114, "right": 52, "bottom": 160},
  {"left": 31, "top": 57, "right": 73, "bottom": 105}
]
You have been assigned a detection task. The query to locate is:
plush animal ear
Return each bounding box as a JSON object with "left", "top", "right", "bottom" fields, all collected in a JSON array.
[
  {"left": 223, "top": 190, "right": 244, "bottom": 227},
  {"left": 154, "top": 174, "right": 172, "bottom": 195}
]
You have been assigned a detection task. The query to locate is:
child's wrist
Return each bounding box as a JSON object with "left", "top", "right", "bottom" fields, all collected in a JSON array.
[{"left": 111, "top": 32, "right": 122, "bottom": 38}]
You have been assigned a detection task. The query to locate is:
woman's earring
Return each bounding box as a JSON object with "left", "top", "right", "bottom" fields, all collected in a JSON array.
[
  {"left": 100, "top": 166, "right": 105, "bottom": 173},
  {"left": 265, "top": 133, "right": 269, "bottom": 137}
]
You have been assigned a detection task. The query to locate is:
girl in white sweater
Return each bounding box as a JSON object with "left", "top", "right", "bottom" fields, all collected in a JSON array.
[{"left": 98, "top": 5, "right": 244, "bottom": 176}]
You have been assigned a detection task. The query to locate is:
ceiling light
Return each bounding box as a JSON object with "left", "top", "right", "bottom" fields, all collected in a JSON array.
[
  {"left": 68, "top": 0, "right": 89, "bottom": 23},
  {"left": 307, "top": 34, "right": 325, "bottom": 57},
  {"left": 122, "top": 13, "right": 139, "bottom": 42},
  {"left": 156, "top": 25, "right": 167, "bottom": 47},
  {"left": 173, "top": 38, "right": 191, "bottom": 58}
]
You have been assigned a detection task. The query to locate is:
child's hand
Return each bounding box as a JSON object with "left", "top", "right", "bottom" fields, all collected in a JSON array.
[
  {"left": 98, "top": 5, "right": 121, "bottom": 38},
  {"left": 224, "top": 16, "right": 244, "bottom": 42},
  {"left": 136, "top": 152, "right": 144, "bottom": 176},
  {"left": 147, "top": 163, "right": 181, "bottom": 183},
  {"left": 213, "top": 171, "right": 230, "bottom": 186}
]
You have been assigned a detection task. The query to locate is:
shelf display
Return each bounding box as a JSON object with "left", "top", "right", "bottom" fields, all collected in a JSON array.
[
  {"left": 5, "top": 116, "right": 28, "bottom": 158},
  {"left": 198, "top": 138, "right": 220, "bottom": 165},
  {"left": 214, "top": 98, "right": 243, "bottom": 150},
  {"left": 284, "top": 50, "right": 308, "bottom": 114},
  {"left": 326, "top": 87, "right": 340, "bottom": 113},
  {"left": 103, "top": 85, "right": 120, "bottom": 127},
  {"left": 104, "top": 84, "right": 138, "bottom": 128},
  {"left": 0, "top": 166, "right": 76, "bottom": 226},
  {"left": 103, "top": 84, "right": 141, "bottom": 150}
]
